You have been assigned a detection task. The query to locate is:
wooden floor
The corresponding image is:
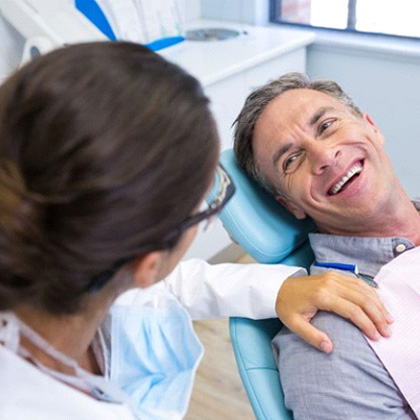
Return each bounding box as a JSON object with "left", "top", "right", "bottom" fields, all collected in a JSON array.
[
  {"left": 185, "top": 254, "right": 256, "bottom": 420},
  {"left": 185, "top": 318, "right": 254, "bottom": 420}
]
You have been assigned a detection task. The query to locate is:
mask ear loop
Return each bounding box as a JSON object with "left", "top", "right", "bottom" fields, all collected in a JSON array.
[
  {"left": 10, "top": 314, "right": 135, "bottom": 407},
  {"left": 17, "top": 317, "right": 81, "bottom": 369}
]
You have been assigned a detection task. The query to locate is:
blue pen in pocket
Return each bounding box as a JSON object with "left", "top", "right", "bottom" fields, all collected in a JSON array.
[{"left": 314, "top": 261, "right": 378, "bottom": 287}]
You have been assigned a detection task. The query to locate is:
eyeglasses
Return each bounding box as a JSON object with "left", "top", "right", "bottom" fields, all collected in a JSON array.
[
  {"left": 87, "top": 164, "right": 235, "bottom": 292},
  {"left": 161, "top": 164, "right": 235, "bottom": 243}
]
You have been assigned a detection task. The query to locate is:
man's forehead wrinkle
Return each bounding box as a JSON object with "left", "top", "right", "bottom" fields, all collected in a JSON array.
[
  {"left": 308, "top": 106, "right": 335, "bottom": 127},
  {"left": 255, "top": 91, "right": 339, "bottom": 170},
  {"left": 268, "top": 105, "right": 337, "bottom": 171},
  {"left": 255, "top": 111, "right": 283, "bottom": 150}
]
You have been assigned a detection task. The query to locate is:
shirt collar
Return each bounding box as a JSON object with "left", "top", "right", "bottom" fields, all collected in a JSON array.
[
  {"left": 308, "top": 199, "right": 420, "bottom": 278},
  {"left": 309, "top": 234, "right": 414, "bottom": 278}
]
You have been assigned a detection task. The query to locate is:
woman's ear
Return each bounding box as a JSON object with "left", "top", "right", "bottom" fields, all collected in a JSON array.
[{"left": 131, "top": 251, "right": 164, "bottom": 288}]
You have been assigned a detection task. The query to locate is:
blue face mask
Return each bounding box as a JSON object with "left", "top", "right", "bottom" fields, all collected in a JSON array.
[{"left": 109, "top": 287, "right": 203, "bottom": 420}]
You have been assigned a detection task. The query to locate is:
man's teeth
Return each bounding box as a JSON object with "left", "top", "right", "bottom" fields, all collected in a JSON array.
[{"left": 330, "top": 165, "right": 362, "bottom": 195}]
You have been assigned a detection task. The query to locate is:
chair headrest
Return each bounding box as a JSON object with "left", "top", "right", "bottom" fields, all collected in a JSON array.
[{"left": 210, "top": 149, "right": 315, "bottom": 263}]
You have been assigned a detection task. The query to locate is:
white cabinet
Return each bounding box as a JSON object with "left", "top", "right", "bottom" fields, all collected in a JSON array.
[{"left": 161, "top": 21, "right": 314, "bottom": 261}]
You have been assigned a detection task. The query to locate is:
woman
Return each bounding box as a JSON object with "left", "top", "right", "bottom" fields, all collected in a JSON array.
[{"left": 0, "top": 42, "right": 389, "bottom": 419}]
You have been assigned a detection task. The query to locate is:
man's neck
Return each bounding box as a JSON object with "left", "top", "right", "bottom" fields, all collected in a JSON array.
[{"left": 318, "top": 192, "right": 420, "bottom": 245}]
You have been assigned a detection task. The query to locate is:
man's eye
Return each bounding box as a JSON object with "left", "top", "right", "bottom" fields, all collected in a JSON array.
[
  {"left": 319, "top": 119, "right": 334, "bottom": 134},
  {"left": 283, "top": 154, "right": 299, "bottom": 172}
]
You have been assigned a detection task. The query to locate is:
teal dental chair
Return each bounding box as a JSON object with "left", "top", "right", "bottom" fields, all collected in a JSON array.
[{"left": 215, "top": 149, "right": 316, "bottom": 420}]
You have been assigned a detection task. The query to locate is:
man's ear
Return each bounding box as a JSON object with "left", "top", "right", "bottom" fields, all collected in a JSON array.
[
  {"left": 130, "top": 251, "right": 164, "bottom": 288},
  {"left": 363, "top": 113, "right": 384, "bottom": 144},
  {"left": 275, "top": 194, "right": 307, "bottom": 220}
]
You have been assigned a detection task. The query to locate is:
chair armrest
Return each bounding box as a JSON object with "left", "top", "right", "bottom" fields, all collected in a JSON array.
[{"left": 229, "top": 317, "right": 293, "bottom": 420}]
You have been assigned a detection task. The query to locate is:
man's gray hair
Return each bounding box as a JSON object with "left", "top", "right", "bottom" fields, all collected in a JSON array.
[{"left": 233, "top": 72, "right": 362, "bottom": 195}]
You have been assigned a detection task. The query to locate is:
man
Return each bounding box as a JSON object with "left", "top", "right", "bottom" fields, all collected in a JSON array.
[{"left": 234, "top": 72, "right": 420, "bottom": 419}]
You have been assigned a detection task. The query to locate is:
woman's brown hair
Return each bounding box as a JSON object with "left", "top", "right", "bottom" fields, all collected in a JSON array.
[{"left": 0, "top": 42, "right": 218, "bottom": 314}]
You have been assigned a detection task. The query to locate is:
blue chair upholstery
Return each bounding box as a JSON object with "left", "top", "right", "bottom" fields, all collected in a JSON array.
[{"left": 211, "top": 149, "right": 316, "bottom": 420}]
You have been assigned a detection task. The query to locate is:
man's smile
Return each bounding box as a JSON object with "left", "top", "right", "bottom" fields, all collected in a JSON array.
[{"left": 327, "top": 160, "right": 364, "bottom": 196}]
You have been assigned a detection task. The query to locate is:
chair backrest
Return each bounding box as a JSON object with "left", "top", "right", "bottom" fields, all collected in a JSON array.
[
  {"left": 215, "top": 149, "right": 315, "bottom": 264},
  {"left": 209, "top": 149, "right": 315, "bottom": 420}
]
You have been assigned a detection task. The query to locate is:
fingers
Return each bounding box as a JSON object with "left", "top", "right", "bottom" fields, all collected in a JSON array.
[
  {"left": 356, "top": 302, "right": 392, "bottom": 339},
  {"left": 323, "top": 296, "right": 385, "bottom": 341},
  {"left": 286, "top": 315, "right": 334, "bottom": 354},
  {"left": 276, "top": 272, "right": 393, "bottom": 354},
  {"left": 319, "top": 276, "right": 392, "bottom": 338},
  {"left": 346, "top": 288, "right": 392, "bottom": 339},
  {"left": 309, "top": 273, "right": 392, "bottom": 338}
]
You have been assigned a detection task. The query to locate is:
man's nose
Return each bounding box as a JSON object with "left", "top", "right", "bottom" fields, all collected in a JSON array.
[{"left": 307, "top": 142, "right": 340, "bottom": 175}]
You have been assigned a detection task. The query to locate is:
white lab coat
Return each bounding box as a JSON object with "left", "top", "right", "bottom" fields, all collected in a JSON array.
[
  {"left": 0, "top": 259, "right": 305, "bottom": 419},
  {"left": 161, "top": 258, "right": 305, "bottom": 320}
]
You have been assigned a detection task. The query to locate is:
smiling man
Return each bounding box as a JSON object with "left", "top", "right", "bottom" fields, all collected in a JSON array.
[{"left": 234, "top": 73, "right": 420, "bottom": 419}]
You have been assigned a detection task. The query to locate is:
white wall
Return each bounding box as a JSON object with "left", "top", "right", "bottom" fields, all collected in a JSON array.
[
  {"left": 307, "top": 42, "right": 420, "bottom": 198},
  {"left": 0, "top": 15, "right": 24, "bottom": 78},
  {"left": 176, "top": 0, "right": 201, "bottom": 23},
  {"left": 200, "top": 0, "right": 269, "bottom": 25}
]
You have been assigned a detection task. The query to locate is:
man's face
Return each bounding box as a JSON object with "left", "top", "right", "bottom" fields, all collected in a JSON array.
[{"left": 253, "top": 88, "right": 397, "bottom": 235}]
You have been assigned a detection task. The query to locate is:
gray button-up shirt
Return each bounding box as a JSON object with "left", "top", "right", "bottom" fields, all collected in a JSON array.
[
  {"left": 272, "top": 200, "right": 420, "bottom": 420},
  {"left": 309, "top": 234, "right": 415, "bottom": 278}
]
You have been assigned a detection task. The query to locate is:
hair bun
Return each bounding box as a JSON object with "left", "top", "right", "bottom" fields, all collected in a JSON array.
[
  {"left": 0, "top": 159, "right": 45, "bottom": 228},
  {"left": 0, "top": 159, "right": 46, "bottom": 310}
]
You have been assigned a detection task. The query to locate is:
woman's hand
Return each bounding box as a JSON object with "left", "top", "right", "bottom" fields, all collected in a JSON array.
[{"left": 275, "top": 272, "right": 393, "bottom": 353}]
